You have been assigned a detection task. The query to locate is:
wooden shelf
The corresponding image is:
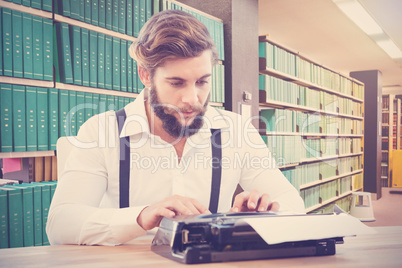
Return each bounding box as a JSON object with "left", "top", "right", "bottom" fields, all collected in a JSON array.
[
  {"left": 0, "top": 150, "right": 55, "bottom": 158},
  {"left": 55, "top": 83, "right": 139, "bottom": 98},
  {"left": 300, "top": 152, "right": 363, "bottom": 164},
  {"left": 262, "top": 131, "right": 363, "bottom": 138},
  {"left": 0, "top": 76, "right": 54, "bottom": 88},
  {"left": 305, "top": 188, "right": 362, "bottom": 213}
]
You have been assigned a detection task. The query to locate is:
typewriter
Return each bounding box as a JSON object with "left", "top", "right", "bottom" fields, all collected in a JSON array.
[{"left": 151, "top": 211, "right": 345, "bottom": 264}]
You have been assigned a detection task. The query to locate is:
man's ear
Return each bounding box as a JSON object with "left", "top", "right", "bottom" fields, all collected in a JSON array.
[{"left": 138, "top": 66, "right": 152, "bottom": 88}]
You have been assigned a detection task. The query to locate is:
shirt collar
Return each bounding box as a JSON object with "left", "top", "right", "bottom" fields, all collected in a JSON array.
[{"left": 119, "top": 89, "right": 230, "bottom": 139}]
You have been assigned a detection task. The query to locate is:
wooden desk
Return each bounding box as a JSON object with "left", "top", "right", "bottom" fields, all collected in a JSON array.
[{"left": 1, "top": 226, "right": 402, "bottom": 267}]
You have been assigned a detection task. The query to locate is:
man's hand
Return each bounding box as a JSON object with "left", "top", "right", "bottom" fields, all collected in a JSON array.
[
  {"left": 137, "top": 195, "right": 210, "bottom": 230},
  {"left": 230, "top": 190, "right": 280, "bottom": 212}
]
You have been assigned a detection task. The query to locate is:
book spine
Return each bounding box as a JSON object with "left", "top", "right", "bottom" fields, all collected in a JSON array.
[
  {"left": 71, "top": 0, "right": 80, "bottom": 20},
  {"left": 70, "top": 25, "right": 82, "bottom": 85},
  {"left": 133, "top": 0, "right": 139, "bottom": 36},
  {"left": 112, "top": 0, "right": 118, "bottom": 32},
  {"left": 79, "top": 0, "right": 85, "bottom": 21},
  {"left": 0, "top": 189, "right": 9, "bottom": 248},
  {"left": 127, "top": 50, "right": 133, "bottom": 92},
  {"left": 26, "top": 87, "right": 38, "bottom": 151},
  {"left": 120, "top": 40, "right": 127, "bottom": 92},
  {"left": 13, "top": 85, "right": 27, "bottom": 152},
  {"left": 126, "top": 0, "right": 133, "bottom": 36},
  {"left": 2, "top": 188, "right": 24, "bottom": 248},
  {"left": 98, "top": 0, "right": 106, "bottom": 28},
  {"left": 49, "top": 88, "right": 59, "bottom": 150},
  {"left": 85, "top": 0, "right": 91, "bottom": 24},
  {"left": 68, "top": 90, "right": 77, "bottom": 136},
  {"left": 32, "top": 15, "right": 44, "bottom": 80},
  {"left": 92, "top": 0, "right": 99, "bottom": 26},
  {"left": 132, "top": 58, "right": 138, "bottom": 93},
  {"left": 118, "top": 0, "right": 126, "bottom": 34},
  {"left": 58, "top": 89, "right": 70, "bottom": 137},
  {"left": 85, "top": 92, "right": 93, "bottom": 122},
  {"left": 22, "top": 13, "right": 33, "bottom": 79},
  {"left": 57, "top": 23, "right": 74, "bottom": 84},
  {"left": 31, "top": 0, "right": 41, "bottom": 10},
  {"left": 44, "top": 156, "right": 52, "bottom": 181},
  {"left": 2, "top": 9, "right": 13, "bottom": 77},
  {"left": 43, "top": 18, "right": 53, "bottom": 81},
  {"left": 146, "top": 0, "right": 152, "bottom": 21},
  {"left": 1, "top": 83, "right": 13, "bottom": 152},
  {"left": 41, "top": 184, "right": 51, "bottom": 245},
  {"left": 107, "top": 95, "right": 115, "bottom": 111},
  {"left": 89, "top": 30, "right": 98, "bottom": 88},
  {"left": 20, "top": 187, "right": 34, "bottom": 247},
  {"left": 105, "top": 0, "right": 112, "bottom": 30},
  {"left": 112, "top": 37, "right": 120, "bottom": 90},
  {"left": 98, "top": 33, "right": 105, "bottom": 88},
  {"left": 81, "top": 28, "right": 90, "bottom": 86},
  {"left": 105, "top": 35, "right": 112, "bottom": 89},
  {"left": 12, "top": 10, "right": 23, "bottom": 75},
  {"left": 76, "top": 91, "right": 85, "bottom": 130},
  {"left": 37, "top": 87, "right": 49, "bottom": 151},
  {"left": 139, "top": 0, "right": 146, "bottom": 30},
  {"left": 43, "top": 0, "right": 53, "bottom": 12}
]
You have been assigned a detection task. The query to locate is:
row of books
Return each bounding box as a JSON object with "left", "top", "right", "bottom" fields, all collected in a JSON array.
[
  {"left": 0, "top": 8, "right": 53, "bottom": 80},
  {"left": 260, "top": 108, "right": 363, "bottom": 135},
  {"left": 262, "top": 135, "right": 363, "bottom": 166},
  {"left": 0, "top": 83, "right": 135, "bottom": 152},
  {"left": 259, "top": 75, "right": 363, "bottom": 117},
  {"left": 3, "top": 0, "right": 52, "bottom": 11},
  {"left": 282, "top": 155, "right": 362, "bottom": 191},
  {"left": 300, "top": 173, "right": 362, "bottom": 209},
  {"left": 0, "top": 181, "right": 57, "bottom": 248},
  {"left": 259, "top": 41, "right": 364, "bottom": 100},
  {"left": 311, "top": 196, "right": 351, "bottom": 214}
]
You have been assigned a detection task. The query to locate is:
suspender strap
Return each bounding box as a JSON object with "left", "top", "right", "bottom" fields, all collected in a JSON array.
[
  {"left": 116, "top": 109, "right": 130, "bottom": 208},
  {"left": 209, "top": 128, "right": 222, "bottom": 214}
]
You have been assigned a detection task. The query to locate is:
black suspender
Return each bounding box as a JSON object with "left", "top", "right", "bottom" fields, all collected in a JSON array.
[
  {"left": 116, "top": 109, "right": 130, "bottom": 208},
  {"left": 115, "top": 109, "right": 222, "bottom": 213}
]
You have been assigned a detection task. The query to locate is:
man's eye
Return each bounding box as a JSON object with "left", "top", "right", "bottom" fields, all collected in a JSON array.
[
  {"left": 197, "top": 80, "right": 208, "bottom": 85},
  {"left": 170, "top": 82, "right": 183, "bottom": 86}
]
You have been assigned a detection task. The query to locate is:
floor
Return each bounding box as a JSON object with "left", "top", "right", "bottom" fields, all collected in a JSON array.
[{"left": 363, "top": 187, "right": 402, "bottom": 227}]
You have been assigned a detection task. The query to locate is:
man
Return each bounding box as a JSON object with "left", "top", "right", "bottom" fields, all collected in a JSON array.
[{"left": 47, "top": 10, "right": 305, "bottom": 246}]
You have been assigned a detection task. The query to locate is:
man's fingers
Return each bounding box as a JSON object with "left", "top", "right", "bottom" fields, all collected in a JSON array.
[
  {"left": 268, "top": 201, "right": 280, "bottom": 211},
  {"left": 257, "top": 194, "right": 270, "bottom": 211},
  {"left": 247, "top": 190, "right": 260, "bottom": 210},
  {"left": 232, "top": 191, "right": 250, "bottom": 212}
]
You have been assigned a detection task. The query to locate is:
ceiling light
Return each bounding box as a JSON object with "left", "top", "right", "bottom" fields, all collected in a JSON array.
[{"left": 376, "top": 39, "right": 402, "bottom": 59}]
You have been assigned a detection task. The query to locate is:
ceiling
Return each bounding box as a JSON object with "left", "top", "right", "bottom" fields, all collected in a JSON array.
[{"left": 258, "top": 0, "right": 402, "bottom": 96}]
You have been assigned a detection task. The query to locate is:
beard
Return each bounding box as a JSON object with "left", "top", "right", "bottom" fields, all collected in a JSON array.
[{"left": 149, "top": 86, "right": 209, "bottom": 138}]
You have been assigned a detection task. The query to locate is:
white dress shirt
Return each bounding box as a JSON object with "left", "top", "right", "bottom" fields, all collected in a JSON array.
[{"left": 46, "top": 89, "right": 305, "bottom": 246}]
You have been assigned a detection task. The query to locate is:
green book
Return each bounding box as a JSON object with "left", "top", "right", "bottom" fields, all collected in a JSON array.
[
  {"left": 89, "top": 30, "right": 98, "bottom": 88},
  {"left": 118, "top": 0, "right": 126, "bottom": 34},
  {"left": 105, "top": 0, "right": 112, "bottom": 30},
  {"left": 49, "top": 88, "right": 59, "bottom": 150},
  {"left": 22, "top": 0, "right": 30, "bottom": 6},
  {"left": 98, "top": 33, "right": 105, "bottom": 88},
  {"left": 26, "top": 87, "right": 38, "bottom": 151},
  {"left": 132, "top": 59, "right": 138, "bottom": 93},
  {"left": 126, "top": 0, "right": 133, "bottom": 36},
  {"left": 133, "top": 0, "right": 140, "bottom": 36},
  {"left": 98, "top": 0, "right": 106, "bottom": 28},
  {"left": 8, "top": 185, "right": 34, "bottom": 247},
  {"left": 153, "top": 0, "right": 160, "bottom": 15},
  {"left": 0, "top": 8, "right": 2, "bottom": 75},
  {"left": 59, "top": 89, "right": 70, "bottom": 137},
  {"left": 99, "top": 94, "right": 107, "bottom": 113},
  {"left": 12, "top": 10, "right": 23, "bottom": 77},
  {"left": 2, "top": 8, "right": 13, "bottom": 77},
  {"left": 139, "top": 0, "right": 146, "bottom": 30},
  {"left": 260, "top": 109, "right": 276, "bottom": 132},
  {"left": 40, "top": 184, "right": 51, "bottom": 246},
  {"left": 0, "top": 189, "right": 9, "bottom": 248},
  {"left": 105, "top": 35, "right": 112, "bottom": 89},
  {"left": 107, "top": 95, "right": 115, "bottom": 111},
  {"left": 43, "top": 0, "right": 52, "bottom": 12},
  {"left": 56, "top": 23, "right": 74, "bottom": 84},
  {"left": 59, "top": 0, "right": 71, "bottom": 17},
  {"left": 33, "top": 15, "right": 44, "bottom": 80},
  {"left": 85, "top": 92, "right": 93, "bottom": 122},
  {"left": 127, "top": 51, "right": 133, "bottom": 92},
  {"left": 85, "top": 0, "right": 91, "bottom": 24},
  {"left": 70, "top": 25, "right": 82, "bottom": 85},
  {"left": 43, "top": 18, "right": 53, "bottom": 81},
  {"left": 31, "top": 0, "right": 41, "bottom": 10},
  {"left": 69, "top": 90, "right": 77, "bottom": 136},
  {"left": 112, "top": 0, "right": 118, "bottom": 32},
  {"left": 19, "top": 183, "right": 43, "bottom": 246},
  {"left": 114, "top": 95, "right": 119, "bottom": 110},
  {"left": 92, "top": 0, "right": 99, "bottom": 26},
  {"left": 71, "top": 0, "right": 80, "bottom": 20},
  {"left": 112, "top": 37, "right": 121, "bottom": 90},
  {"left": 1, "top": 83, "right": 13, "bottom": 152},
  {"left": 120, "top": 40, "right": 127, "bottom": 92},
  {"left": 13, "top": 85, "right": 26, "bottom": 152},
  {"left": 146, "top": 0, "right": 152, "bottom": 21},
  {"left": 92, "top": 93, "right": 100, "bottom": 115},
  {"left": 118, "top": 96, "right": 125, "bottom": 110},
  {"left": 81, "top": 28, "right": 90, "bottom": 87},
  {"left": 37, "top": 87, "right": 49, "bottom": 151},
  {"left": 0, "top": 187, "right": 23, "bottom": 248},
  {"left": 79, "top": 0, "right": 85, "bottom": 21},
  {"left": 76, "top": 91, "right": 85, "bottom": 130},
  {"left": 22, "top": 13, "right": 33, "bottom": 79}
]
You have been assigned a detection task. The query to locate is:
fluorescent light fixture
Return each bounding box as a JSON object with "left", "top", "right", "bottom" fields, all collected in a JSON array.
[
  {"left": 333, "top": 0, "right": 402, "bottom": 59},
  {"left": 333, "top": 0, "right": 383, "bottom": 35},
  {"left": 376, "top": 39, "right": 402, "bottom": 59}
]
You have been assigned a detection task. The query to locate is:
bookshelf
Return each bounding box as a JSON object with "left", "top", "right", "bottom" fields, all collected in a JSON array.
[{"left": 258, "top": 35, "right": 365, "bottom": 213}]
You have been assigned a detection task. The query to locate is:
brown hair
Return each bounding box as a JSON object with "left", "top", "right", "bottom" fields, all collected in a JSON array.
[{"left": 129, "top": 10, "right": 219, "bottom": 75}]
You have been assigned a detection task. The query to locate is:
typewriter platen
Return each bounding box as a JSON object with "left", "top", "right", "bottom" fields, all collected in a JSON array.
[{"left": 151, "top": 212, "right": 344, "bottom": 264}]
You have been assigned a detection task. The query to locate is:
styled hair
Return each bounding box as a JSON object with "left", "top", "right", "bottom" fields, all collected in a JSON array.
[{"left": 129, "top": 10, "right": 219, "bottom": 74}]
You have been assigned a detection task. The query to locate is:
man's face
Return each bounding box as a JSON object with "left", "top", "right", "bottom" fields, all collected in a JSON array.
[{"left": 149, "top": 50, "right": 212, "bottom": 138}]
